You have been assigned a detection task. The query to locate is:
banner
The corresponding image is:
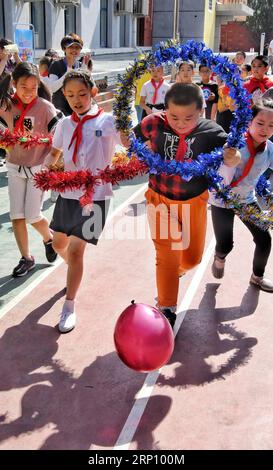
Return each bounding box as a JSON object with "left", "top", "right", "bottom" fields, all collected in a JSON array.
[{"left": 14, "top": 28, "right": 34, "bottom": 63}]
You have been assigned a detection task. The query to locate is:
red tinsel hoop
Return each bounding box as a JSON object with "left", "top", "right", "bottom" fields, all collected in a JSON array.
[
  {"left": 0, "top": 130, "right": 52, "bottom": 149},
  {"left": 34, "top": 159, "right": 148, "bottom": 207}
]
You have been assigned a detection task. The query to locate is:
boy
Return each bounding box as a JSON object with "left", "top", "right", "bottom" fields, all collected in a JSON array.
[
  {"left": 139, "top": 65, "right": 170, "bottom": 118},
  {"left": 196, "top": 64, "right": 218, "bottom": 120},
  {"left": 244, "top": 55, "right": 273, "bottom": 105},
  {"left": 134, "top": 83, "right": 240, "bottom": 327}
]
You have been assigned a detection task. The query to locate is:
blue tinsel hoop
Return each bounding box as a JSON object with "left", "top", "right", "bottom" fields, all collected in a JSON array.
[{"left": 113, "top": 39, "right": 273, "bottom": 231}]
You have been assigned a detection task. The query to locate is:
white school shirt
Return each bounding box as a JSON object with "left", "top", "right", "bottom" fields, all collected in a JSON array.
[
  {"left": 140, "top": 79, "right": 170, "bottom": 106},
  {"left": 53, "top": 106, "right": 121, "bottom": 201},
  {"left": 209, "top": 140, "right": 273, "bottom": 207}
]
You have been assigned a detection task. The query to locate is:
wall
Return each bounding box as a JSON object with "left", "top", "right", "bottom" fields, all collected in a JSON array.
[
  {"left": 152, "top": 0, "right": 205, "bottom": 45},
  {"left": 221, "top": 21, "right": 257, "bottom": 53}
]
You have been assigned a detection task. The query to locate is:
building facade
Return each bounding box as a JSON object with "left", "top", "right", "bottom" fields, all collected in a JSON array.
[
  {"left": 0, "top": 0, "right": 152, "bottom": 55},
  {"left": 0, "top": 0, "right": 253, "bottom": 57},
  {"left": 152, "top": 0, "right": 253, "bottom": 51}
]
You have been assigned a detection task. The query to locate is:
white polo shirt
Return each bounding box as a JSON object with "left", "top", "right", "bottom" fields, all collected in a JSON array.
[
  {"left": 53, "top": 106, "right": 121, "bottom": 201},
  {"left": 140, "top": 79, "right": 170, "bottom": 106}
]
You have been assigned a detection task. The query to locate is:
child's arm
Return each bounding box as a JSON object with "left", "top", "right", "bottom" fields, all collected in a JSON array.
[
  {"left": 43, "top": 147, "right": 63, "bottom": 169},
  {"left": 139, "top": 96, "right": 152, "bottom": 115},
  {"left": 211, "top": 103, "right": 217, "bottom": 121},
  {"left": 223, "top": 146, "right": 241, "bottom": 167}
]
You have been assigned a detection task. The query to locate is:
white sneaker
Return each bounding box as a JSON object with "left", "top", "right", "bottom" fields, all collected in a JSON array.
[
  {"left": 58, "top": 300, "right": 76, "bottom": 333},
  {"left": 250, "top": 274, "right": 273, "bottom": 293}
]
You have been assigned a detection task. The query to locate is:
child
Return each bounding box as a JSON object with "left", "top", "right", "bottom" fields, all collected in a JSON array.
[
  {"left": 134, "top": 70, "right": 151, "bottom": 122},
  {"left": 0, "top": 62, "right": 62, "bottom": 277},
  {"left": 216, "top": 77, "right": 236, "bottom": 133},
  {"left": 39, "top": 56, "right": 53, "bottom": 78},
  {"left": 176, "top": 61, "right": 206, "bottom": 116},
  {"left": 196, "top": 64, "right": 218, "bottom": 120},
  {"left": 175, "top": 61, "right": 195, "bottom": 84},
  {"left": 244, "top": 55, "right": 273, "bottom": 105},
  {"left": 44, "top": 71, "right": 124, "bottom": 333},
  {"left": 134, "top": 83, "right": 240, "bottom": 327},
  {"left": 241, "top": 64, "right": 252, "bottom": 81},
  {"left": 139, "top": 65, "right": 170, "bottom": 118},
  {"left": 210, "top": 98, "right": 273, "bottom": 292},
  {"left": 234, "top": 51, "right": 246, "bottom": 69},
  {"left": 39, "top": 56, "right": 53, "bottom": 87}
]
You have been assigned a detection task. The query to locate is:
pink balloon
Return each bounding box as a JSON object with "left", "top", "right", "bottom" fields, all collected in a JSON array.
[{"left": 114, "top": 302, "right": 174, "bottom": 372}]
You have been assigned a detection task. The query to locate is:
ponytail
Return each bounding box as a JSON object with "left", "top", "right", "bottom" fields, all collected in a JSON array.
[
  {"left": 0, "top": 74, "right": 13, "bottom": 110},
  {"left": 38, "top": 80, "right": 52, "bottom": 102}
]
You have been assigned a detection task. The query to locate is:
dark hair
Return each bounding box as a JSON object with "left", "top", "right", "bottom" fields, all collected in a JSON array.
[
  {"left": 236, "top": 51, "right": 246, "bottom": 59},
  {"left": 252, "top": 98, "right": 273, "bottom": 119},
  {"left": 0, "top": 38, "right": 13, "bottom": 49},
  {"left": 251, "top": 55, "right": 269, "bottom": 67},
  {"left": 87, "top": 59, "right": 93, "bottom": 70},
  {"left": 61, "top": 34, "right": 83, "bottom": 51},
  {"left": 242, "top": 64, "right": 251, "bottom": 72},
  {"left": 0, "top": 61, "right": 51, "bottom": 110},
  {"left": 178, "top": 61, "right": 194, "bottom": 71},
  {"left": 39, "top": 56, "right": 53, "bottom": 68},
  {"left": 45, "top": 48, "right": 58, "bottom": 59},
  {"left": 63, "top": 70, "right": 95, "bottom": 90},
  {"left": 199, "top": 64, "right": 211, "bottom": 72},
  {"left": 165, "top": 83, "right": 204, "bottom": 111}
]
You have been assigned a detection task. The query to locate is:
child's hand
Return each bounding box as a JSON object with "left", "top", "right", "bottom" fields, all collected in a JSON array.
[
  {"left": 223, "top": 146, "right": 241, "bottom": 167},
  {"left": 120, "top": 132, "right": 131, "bottom": 149}
]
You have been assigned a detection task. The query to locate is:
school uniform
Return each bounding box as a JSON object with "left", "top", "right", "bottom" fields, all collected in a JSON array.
[
  {"left": 50, "top": 105, "right": 121, "bottom": 243},
  {"left": 140, "top": 79, "right": 170, "bottom": 118}
]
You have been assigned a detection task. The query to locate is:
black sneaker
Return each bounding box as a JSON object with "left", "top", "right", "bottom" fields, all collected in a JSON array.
[
  {"left": 44, "top": 239, "right": 57, "bottom": 263},
  {"left": 211, "top": 255, "right": 226, "bottom": 279},
  {"left": 12, "top": 256, "right": 35, "bottom": 277},
  {"left": 161, "top": 309, "right": 176, "bottom": 329}
]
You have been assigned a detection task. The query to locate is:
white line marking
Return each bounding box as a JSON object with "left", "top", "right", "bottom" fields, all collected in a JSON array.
[
  {"left": 0, "top": 183, "right": 147, "bottom": 320},
  {"left": 113, "top": 236, "right": 215, "bottom": 450}
]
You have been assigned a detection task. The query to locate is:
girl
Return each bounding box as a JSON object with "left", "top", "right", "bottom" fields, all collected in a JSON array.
[
  {"left": 244, "top": 55, "right": 273, "bottom": 105},
  {"left": 0, "top": 62, "right": 62, "bottom": 277},
  {"left": 44, "top": 71, "right": 124, "bottom": 333},
  {"left": 210, "top": 98, "right": 273, "bottom": 292}
]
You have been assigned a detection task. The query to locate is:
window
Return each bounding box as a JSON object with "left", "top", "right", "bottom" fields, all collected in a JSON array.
[
  {"left": 0, "top": 0, "right": 5, "bottom": 37},
  {"left": 208, "top": 0, "right": 213, "bottom": 10},
  {"left": 100, "top": 0, "right": 108, "bottom": 47},
  {"left": 31, "top": 1, "right": 46, "bottom": 49},
  {"left": 65, "top": 5, "right": 77, "bottom": 35}
]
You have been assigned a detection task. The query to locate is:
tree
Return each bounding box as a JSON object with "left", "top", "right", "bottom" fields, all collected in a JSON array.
[{"left": 246, "top": 0, "right": 273, "bottom": 48}]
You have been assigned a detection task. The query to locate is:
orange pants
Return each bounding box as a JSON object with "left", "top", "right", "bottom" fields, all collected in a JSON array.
[{"left": 145, "top": 188, "right": 208, "bottom": 308}]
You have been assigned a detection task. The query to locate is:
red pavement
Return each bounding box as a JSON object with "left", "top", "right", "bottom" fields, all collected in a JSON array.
[{"left": 0, "top": 190, "right": 272, "bottom": 450}]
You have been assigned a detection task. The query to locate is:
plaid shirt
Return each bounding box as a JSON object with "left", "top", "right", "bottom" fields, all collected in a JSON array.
[{"left": 134, "top": 112, "right": 227, "bottom": 200}]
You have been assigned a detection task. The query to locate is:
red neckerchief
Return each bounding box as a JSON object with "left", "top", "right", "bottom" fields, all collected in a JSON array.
[
  {"left": 231, "top": 131, "right": 266, "bottom": 187},
  {"left": 151, "top": 78, "right": 164, "bottom": 105},
  {"left": 165, "top": 113, "right": 194, "bottom": 162},
  {"left": 244, "top": 77, "right": 273, "bottom": 94},
  {"left": 12, "top": 93, "right": 37, "bottom": 132},
  {"left": 69, "top": 108, "right": 104, "bottom": 164}
]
